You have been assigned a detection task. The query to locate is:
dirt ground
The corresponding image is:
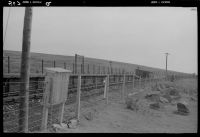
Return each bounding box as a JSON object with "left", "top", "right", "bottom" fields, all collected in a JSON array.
[{"left": 53, "top": 78, "right": 197, "bottom": 133}]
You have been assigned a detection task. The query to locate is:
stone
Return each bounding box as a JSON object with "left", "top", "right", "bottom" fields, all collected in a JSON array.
[
  {"left": 169, "top": 88, "right": 179, "bottom": 96},
  {"left": 145, "top": 93, "right": 160, "bottom": 102},
  {"left": 125, "top": 96, "right": 139, "bottom": 111},
  {"left": 176, "top": 102, "right": 189, "bottom": 115}
]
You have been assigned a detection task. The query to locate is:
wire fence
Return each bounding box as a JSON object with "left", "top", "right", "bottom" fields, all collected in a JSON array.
[
  {"left": 3, "top": 74, "right": 193, "bottom": 133},
  {"left": 3, "top": 56, "right": 134, "bottom": 75},
  {"left": 3, "top": 81, "right": 46, "bottom": 133}
]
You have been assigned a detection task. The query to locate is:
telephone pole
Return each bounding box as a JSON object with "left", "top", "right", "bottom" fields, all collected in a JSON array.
[
  {"left": 19, "top": 7, "right": 33, "bottom": 133},
  {"left": 165, "top": 53, "right": 170, "bottom": 78}
]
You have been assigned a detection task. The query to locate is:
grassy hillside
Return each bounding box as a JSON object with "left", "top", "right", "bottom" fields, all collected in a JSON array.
[{"left": 3, "top": 50, "right": 180, "bottom": 76}]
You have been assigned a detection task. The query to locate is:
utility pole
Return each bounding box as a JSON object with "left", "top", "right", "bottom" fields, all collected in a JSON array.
[
  {"left": 165, "top": 53, "right": 170, "bottom": 78},
  {"left": 19, "top": 7, "right": 33, "bottom": 133}
]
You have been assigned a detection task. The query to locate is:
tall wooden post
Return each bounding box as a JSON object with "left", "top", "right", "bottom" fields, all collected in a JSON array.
[
  {"left": 76, "top": 75, "right": 81, "bottom": 120},
  {"left": 19, "top": 7, "right": 33, "bottom": 133}
]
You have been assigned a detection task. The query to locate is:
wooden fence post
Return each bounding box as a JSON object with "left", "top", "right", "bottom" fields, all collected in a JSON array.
[
  {"left": 64, "top": 62, "right": 66, "bottom": 69},
  {"left": 82, "top": 56, "right": 84, "bottom": 74},
  {"left": 8, "top": 56, "right": 10, "bottom": 73},
  {"left": 93, "top": 65, "right": 95, "bottom": 74},
  {"left": 53, "top": 60, "right": 56, "bottom": 68},
  {"left": 106, "top": 75, "right": 109, "bottom": 104},
  {"left": 139, "top": 77, "right": 141, "bottom": 89},
  {"left": 122, "top": 74, "right": 126, "bottom": 101},
  {"left": 42, "top": 59, "right": 43, "bottom": 74},
  {"left": 99, "top": 65, "right": 100, "bottom": 74},
  {"left": 95, "top": 76, "right": 98, "bottom": 92},
  {"left": 75, "top": 54, "right": 77, "bottom": 74},
  {"left": 73, "top": 63, "right": 75, "bottom": 74},
  {"left": 76, "top": 75, "right": 81, "bottom": 120},
  {"left": 87, "top": 64, "right": 89, "bottom": 74},
  {"left": 103, "top": 77, "right": 107, "bottom": 99},
  {"left": 132, "top": 75, "right": 135, "bottom": 90},
  {"left": 81, "top": 64, "right": 83, "bottom": 74}
]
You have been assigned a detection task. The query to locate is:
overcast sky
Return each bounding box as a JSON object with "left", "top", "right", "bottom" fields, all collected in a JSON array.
[{"left": 3, "top": 7, "right": 197, "bottom": 74}]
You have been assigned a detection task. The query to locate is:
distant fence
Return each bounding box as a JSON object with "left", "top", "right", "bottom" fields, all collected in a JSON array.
[
  {"left": 3, "top": 73, "right": 174, "bottom": 133},
  {"left": 3, "top": 56, "right": 134, "bottom": 75}
]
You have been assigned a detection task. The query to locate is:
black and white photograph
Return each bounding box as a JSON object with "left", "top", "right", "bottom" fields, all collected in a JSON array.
[{"left": 3, "top": 3, "right": 197, "bottom": 133}]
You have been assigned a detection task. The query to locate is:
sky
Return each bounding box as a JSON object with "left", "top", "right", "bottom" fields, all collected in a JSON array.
[{"left": 3, "top": 7, "right": 197, "bottom": 74}]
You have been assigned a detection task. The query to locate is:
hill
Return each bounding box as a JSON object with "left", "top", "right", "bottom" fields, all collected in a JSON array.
[{"left": 3, "top": 50, "right": 188, "bottom": 77}]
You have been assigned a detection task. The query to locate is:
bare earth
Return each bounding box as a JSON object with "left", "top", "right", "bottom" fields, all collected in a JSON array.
[{"left": 53, "top": 78, "right": 197, "bottom": 133}]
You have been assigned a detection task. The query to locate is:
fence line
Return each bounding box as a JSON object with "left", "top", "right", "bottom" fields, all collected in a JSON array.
[
  {"left": 3, "top": 56, "right": 194, "bottom": 80},
  {"left": 3, "top": 56, "right": 140, "bottom": 75},
  {"left": 4, "top": 73, "right": 179, "bottom": 133}
]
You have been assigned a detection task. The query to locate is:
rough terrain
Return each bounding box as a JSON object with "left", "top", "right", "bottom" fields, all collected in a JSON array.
[{"left": 49, "top": 78, "right": 197, "bottom": 133}]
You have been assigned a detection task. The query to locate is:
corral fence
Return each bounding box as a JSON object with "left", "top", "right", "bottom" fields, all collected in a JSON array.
[
  {"left": 3, "top": 56, "right": 134, "bottom": 75},
  {"left": 3, "top": 73, "right": 177, "bottom": 133}
]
